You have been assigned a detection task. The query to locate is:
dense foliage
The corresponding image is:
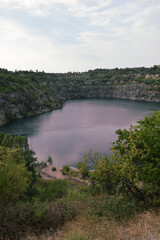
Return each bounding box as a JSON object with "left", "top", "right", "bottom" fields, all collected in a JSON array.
[
  {"left": 0, "top": 65, "right": 160, "bottom": 94},
  {"left": 78, "top": 110, "right": 160, "bottom": 206},
  {"left": 0, "top": 133, "right": 77, "bottom": 239},
  {"left": 0, "top": 146, "right": 30, "bottom": 204}
]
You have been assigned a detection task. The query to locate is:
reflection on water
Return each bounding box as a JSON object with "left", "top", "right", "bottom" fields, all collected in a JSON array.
[{"left": 0, "top": 98, "right": 159, "bottom": 166}]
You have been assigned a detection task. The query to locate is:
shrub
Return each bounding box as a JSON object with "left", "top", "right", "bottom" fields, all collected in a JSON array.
[
  {"left": 86, "top": 194, "right": 135, "bottom": 220},
  {"left": 78, "top": 111, "right": 160, "bottom": 207},
  {"left": 35, "top": 179, "right": 68, "bottom": 202},
  {"left": 49, "top": 199, "right": 77, "bottom": 222},
  {"left": 37, "top": 161, "right": 47, "bottom": 169},
  {"left": 47, "top": 155, "right": 53, "bottom": 165},
  {"left": 77, "top": 161, "right": 89, "bottom": 178},
  {"left": 0, "top": 197, "right": 77, "bottom": 239},
  {"left": 0, "top": 146, "right": 31, "bottom": 205},
  {"left": 62, "top": 165, "right": 70, "bottom": 175},
  {"left": 5, "top": 110, "right": 13, "bottom": 121},
  {"left": 20, "top": 106, "right": 28, "bottom": 116},
  {"left": 106, "top": 194, "right": 135, "bottom": 220},
  {"left": 69, "top": 169, "right": 79, "bottom": 178},
  {"left": 0, "top": 200, "right": 52, "bottom": 239},
  {"left": 43, "top": 100, "right": 53, "bottom": 109},
  {"left": 67, "top": 188, "right": 89, "bottom": 201},
  {"left": 113, "top": 110, "right": 160, "bottom": 205},
  {"left": 52, "top": 167, "right": 56, "bottom": 171}
]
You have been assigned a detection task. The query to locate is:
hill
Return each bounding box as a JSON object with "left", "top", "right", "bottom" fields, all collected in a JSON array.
[{"left": 0, "top": 65, "right": 160, "bottom": 125}]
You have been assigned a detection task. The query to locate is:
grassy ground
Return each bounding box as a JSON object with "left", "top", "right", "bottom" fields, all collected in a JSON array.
[
  {"left": 3, "top": 178, "right": 160, "bottom": 240},
  {"left": 24, "top": 208, "right": 160, "bottom": 240}
]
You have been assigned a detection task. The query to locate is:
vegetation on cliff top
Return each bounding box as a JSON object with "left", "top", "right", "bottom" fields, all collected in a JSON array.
[{"left": 1, "top": 65, "right": 160, "bottom": 94}]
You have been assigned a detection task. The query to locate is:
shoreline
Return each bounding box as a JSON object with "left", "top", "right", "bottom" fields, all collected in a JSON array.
[{"left": 40, "top": 165, "right": 88, "bottom": 184}]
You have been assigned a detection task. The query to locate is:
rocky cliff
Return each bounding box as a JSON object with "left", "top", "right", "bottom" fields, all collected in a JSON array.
[
  {"left": 75, "top": 84, "right": 160, "bottom": 102},
  {"left": 0, "top": 66, "right": 160, "bottom": 126},
  {"left": 0, "top": 83, "right": 159, "bottom": 126}
]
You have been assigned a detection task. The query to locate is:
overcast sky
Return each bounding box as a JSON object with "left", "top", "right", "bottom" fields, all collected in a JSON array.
[{"left": 0, "top": 0, "right": 160, "bottom": 73}]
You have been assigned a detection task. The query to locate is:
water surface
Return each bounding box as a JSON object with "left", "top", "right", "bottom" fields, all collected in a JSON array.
[{"left": 0, "top": 99, "right": 159, "bottom": 166}]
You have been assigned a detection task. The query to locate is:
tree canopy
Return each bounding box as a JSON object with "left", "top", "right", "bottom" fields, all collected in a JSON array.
[
  {"left": 78, "top": 110, "right": 160, "bottom": 206},
  {"left": 0, "top": 146, "right": 30, "bottom": 204}
]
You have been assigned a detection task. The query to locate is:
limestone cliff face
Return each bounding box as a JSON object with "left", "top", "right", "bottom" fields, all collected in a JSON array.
[
  {"left": 0, "top": 84, "right": 159, "bottom": 126},
  {"left": 66, "top": 84, "right": 160, "bottom": 102},
  {"left": 0, "top": 92, "right": 62, "bottom": 126}
]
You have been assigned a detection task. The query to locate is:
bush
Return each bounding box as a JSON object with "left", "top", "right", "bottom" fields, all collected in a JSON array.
[
  {"left": 69, "top": 169, "right": 79, "bottom": 178},
  {"left": 43, "top": 100, "right": 53, "bottom": 109},
  {"left": 77, "top": 161, "right": 89, "bottom": 178},
  {"left": 47, "top": 155, "right": 53, "bottom": 165},
  {"left": 106, "top": 194, "right": 135, "bottom": 220},
  {"left": 0, "top": 146, "right": 31, "bottom": 204},
  {"left": 78, "top": 111, "right": 160, "bottom": 207},
  {"left": 0, "top": 200, "right": 52, "bottom": 239},
  {"left": 0, "top": 197, "right": 78, "bottom": 239},
  {"left": 20, "top": 106, "right": 28, "bottom": 116},
  {"left": 35, "top": 179, "right": 68, "bottom": 202},
  {"left": 113, "top": 110, "right": 160, "bottom": 205},
  {"left": 50, "top": 199, "right": 78, "bottom": 222},
  {"left": 37, "top": 161, "right": 47, "bottom": 169},
  {"left": 62, "top": 165, "right": 70, "bottom": 175},
  {"left": 67, "top": 188, "right": 89, "bottom": 201},
  {"left": 5, "top": 110, "right": 13, "bottom": 121},
  {"left": 52, "top": 167, "right": 56, "bottom": 171},
  {"left": 86, "top": 194, "right": 135, "bottom": 220}
]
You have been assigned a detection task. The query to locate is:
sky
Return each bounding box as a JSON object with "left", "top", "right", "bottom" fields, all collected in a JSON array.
[{"left": 0, "top": 0, "right": 160, "bottom": 73}]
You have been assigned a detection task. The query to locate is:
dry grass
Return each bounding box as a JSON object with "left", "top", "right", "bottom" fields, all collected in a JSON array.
[
  {"left": 120, "top": 211, "right": 160, "bottom": 240},
  {"left": 24, "top": 210, "right": 160, "bottom": 240}
]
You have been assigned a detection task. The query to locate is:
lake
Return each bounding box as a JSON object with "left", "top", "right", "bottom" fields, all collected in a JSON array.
[{"left": 0, "top": 98, "right": 159, "bottom": 167}]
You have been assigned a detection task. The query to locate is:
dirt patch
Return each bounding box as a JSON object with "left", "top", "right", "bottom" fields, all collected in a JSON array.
[{"left": 40, "top": 166, "right": 88, "bottom": 184}]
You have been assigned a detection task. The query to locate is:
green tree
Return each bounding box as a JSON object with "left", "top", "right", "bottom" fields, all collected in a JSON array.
[
  {"left": 0, "top": 146, "right": 30, "bottom": 205},
  {"left": 77, "top": 160, "right": 90, "bottom": 178},
  {"left": 0, "top": 132, "right": 38, "bottom": 198},
  {"left": 1, "top": 133, "right": 13, "bottom": 148},
  {"left": 47, "top": 155, "right": 53, "bottom": 165},
  {"left": 62, "top": 165, "right": 70, "bottom": 175},
  {"left": 113, "top": 110, "right": 160, "bottom": 205},
  {"left": 78, "top": 111, "right": 160, "bottom": 206}
]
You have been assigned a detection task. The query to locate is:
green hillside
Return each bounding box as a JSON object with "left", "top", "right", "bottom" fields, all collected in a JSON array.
[{"left": 0, "top": 65, "right": 160, "bottom": 125}]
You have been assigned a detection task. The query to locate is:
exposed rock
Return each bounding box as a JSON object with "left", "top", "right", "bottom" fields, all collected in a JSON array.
[{"left": 0, "top": 83, "right": 159, "bottom": 127}]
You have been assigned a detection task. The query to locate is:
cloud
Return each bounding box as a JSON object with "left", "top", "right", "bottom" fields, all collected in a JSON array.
[
  {"left": 0, "top": 0, "right": 112, "bottom": 17},
  {"left": 67, "top": 0, "right": 112, "bottom": 18},
  {"left": 0, "top": 16, "right": 90, "bottom": 72},
  {"left": 75, "top": 0, "right": 160, "bottom": 68},
  {"left": 0, "top": 17, "right": 56, "bottom": 70},
  {"left": 0, "top": 0, "right": 159, "bottom": 72}
]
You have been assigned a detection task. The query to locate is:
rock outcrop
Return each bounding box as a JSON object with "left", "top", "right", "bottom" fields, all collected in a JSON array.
[
  {"left": 75, "top": 84, "right": 160, "bottom": 102},
  {"left": 0, "top": 83, "right": 159, "bottom": 126}
]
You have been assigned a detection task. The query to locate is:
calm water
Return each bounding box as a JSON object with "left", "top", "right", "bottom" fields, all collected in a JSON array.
[{"left": 0, "top": 99, "right": 159, "bottom": 167}]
